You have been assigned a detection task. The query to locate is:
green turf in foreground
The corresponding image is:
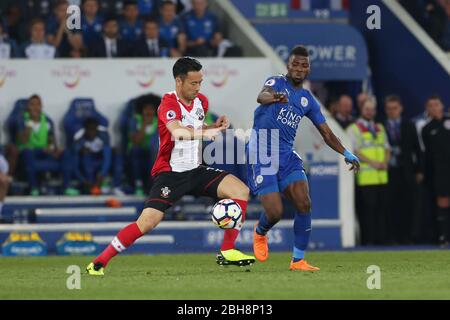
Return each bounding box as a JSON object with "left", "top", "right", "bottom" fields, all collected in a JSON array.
[{"left": 0, "top": 250, "right": 449, "bottom": 299}]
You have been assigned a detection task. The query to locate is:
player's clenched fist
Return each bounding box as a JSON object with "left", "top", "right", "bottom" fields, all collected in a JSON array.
[{"left": 272, "top": 92, "right": 288, "bottom": 103}]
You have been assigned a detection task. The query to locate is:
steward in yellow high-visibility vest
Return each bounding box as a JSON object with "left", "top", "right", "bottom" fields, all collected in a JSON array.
[
  {"left": 346, "top": 99, "right": 391, "bottom": 245},
  {"left": 347, "top": 119, "right": 389, "bottom": 186}
]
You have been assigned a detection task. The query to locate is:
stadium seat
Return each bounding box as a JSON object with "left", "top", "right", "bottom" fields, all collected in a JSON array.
[
  {"left": 5, "top": 98, "right": 28, "bottom": 144},
  {"left": 119, "top": 98, "right": 137, "bottom": 152},
  {"left": 63, "top": 98, "right": 109, "bottom": 146}
]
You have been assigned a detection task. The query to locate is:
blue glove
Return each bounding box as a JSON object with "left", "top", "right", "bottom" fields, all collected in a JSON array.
[{"left": 344, "top": 149, "right": 360, "bottom": 169}]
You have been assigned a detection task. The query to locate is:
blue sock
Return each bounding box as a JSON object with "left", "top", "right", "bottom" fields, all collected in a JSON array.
[
  {"left": 293, "top": 213, "right": 311, "bottom": 262},
  {"left": 256, "top": 212, "right": 278, "bottom": 235}
]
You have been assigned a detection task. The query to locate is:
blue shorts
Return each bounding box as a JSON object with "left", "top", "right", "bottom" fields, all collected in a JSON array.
[{"left": 247, "top": 150, "right": 307, "bottom": 196}]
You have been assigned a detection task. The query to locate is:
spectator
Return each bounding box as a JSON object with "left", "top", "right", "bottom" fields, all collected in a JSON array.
[
  {"left": 384, "top": 95, "right": 422, "bottom": 244},
  {"left": 421, "top": 96, "right": 450, "bottom": 246},
  {"left": 47, "top": 0, "right": 85, "bottom": 58},
  {"left": 2, "top": 3, "right": 27, "bottom": 44},
  {"left": 16, "top": 0, "right": 52, "bottom": 21},
  {"left": 334, "top": 95, "right": 355, "bottom": 129},
  {"left": 0, "top": 22, "right": 18, "bottom": 58},
  {"left": 357, "top": 92, "right": 370, "bottom": 111},
  {"left": 20, "top": 18, "right": 57, "bottom": 59},
  {"left": 437, "top": 0, "right": 450, "bottom": 50},
  {"left": 0, "top": 152, "right": 10, "bottom": 223},
  {"left": 182, "top": 0, "right": 224, "bottom": 57},
  {"left": 127, "top": 95, "right": 160, "bottom": 195},
  {"left": 16, "top": 95, "right": 74, "bottom": 196},
  {"left": 119, "top": 0, "right": 143, "bottom": 41},
  {"left": 81, "top": 0, "right": 104, "bottom": 46},
  {"left": 98, "top": 0, "right": 125, "bottom": 16},
  {"left": 73, "top": 118, "right": 124, "bottom": 196},
  {"left": 347, "top": 99, "right": 391, "bottom": 245},
  {"left": 87, "top": 14, "right": 131, "bottom": 57},
  {"left": 159, "top": 0, "right": 186, "bottom": 56},
  {"left": 137, "top": 0, "right": 158, "bottom": 17},
  {"left": 135, "top": 18, "right": 171, "bottom": 57}
]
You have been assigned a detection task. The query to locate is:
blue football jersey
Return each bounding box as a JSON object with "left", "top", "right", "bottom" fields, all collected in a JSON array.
[{"left": 251, "top": 75, "right": 326, "bottom": 153}]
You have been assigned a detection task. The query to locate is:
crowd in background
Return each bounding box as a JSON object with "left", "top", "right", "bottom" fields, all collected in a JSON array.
[
  {"left": 400, "top": 0, "right": 450, "bottom": 51},
  {"left": 328, "top": 92, "right": 450, "bottom": 247},
  {"left": 0, "top": 0, "right": 242, "bottom": 59}
]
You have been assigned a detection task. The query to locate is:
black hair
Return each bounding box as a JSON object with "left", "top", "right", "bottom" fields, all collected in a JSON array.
[
  {"left": 81, "top": 0, "right": 98, "bottom": 5},
  {"left": 123, "top": 0, "right": 138, "bottom": 8},
  {"left": 135, "top": 94, "right": 161, "bottom": 114},
  {"left": 84, "top": 117, "right": 99, "bottom": 129},
  {"left": 53, "top": 0, "right": 68, "bottom": 9},
  {"left": 172, "top": 56, "right": 202, "bottom": 79},
  {"left": 426, "top": 94, "right": 442, "bottom": 102},
  {"left": 28, "top": 94, "right": 41, "bottom": 102},
  {"left": 143, "top": 17, "right": 159, "bottom": 26},
  {"left": 160, "top": 0, "right": 176, "bottom": 8},
  {"left": 289, "top": 45, "right": 309, "bottom": 58},
  {"left": 103, "top": 14, "right": 118, "bottom": 24}
]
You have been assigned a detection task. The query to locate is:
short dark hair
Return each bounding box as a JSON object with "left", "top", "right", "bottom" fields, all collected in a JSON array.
[
  {"left": 123, "top": 0, "right": 138, "bottom": 8},
  {"left": 28, "top": 94, "right": 41, "bottom": 102},
  {"left": 30, "top": 18, "right": 45, "bottom": 29},
  {"left": 84, "top": 117, "right": 99, "bottom": 129},
  {"left": 161, "top": 0, "right": 176, "bottom": 8},
  {"left": 103, "top": 14, "right": 118, "bottom": 24},
  {"left": 143, "top": 17, "right": 159, "bottom": 26},
  {"left": 384, "top": 95, "right": 402, "bottom": 105},
  {"left": 289, "top": 45, "right": 309, "bottom": 58},
  {"left": 426, "top": 94, "right": 442, "bottom": 102},
  {"left": 53, "top": 0, "right": 68, "bottom": 9},
  {"left": 172, "top": 56, "right": 202, "bottom": 79},
  {"left": 135, "top": 94, "right": 161, "bottom": 114}
]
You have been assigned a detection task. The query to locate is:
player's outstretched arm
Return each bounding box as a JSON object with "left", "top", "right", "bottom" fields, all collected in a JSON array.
[
  {"left": 257, "top": 87, "right": 288, "bottom": 105},
  {"left": 167, "top": 120, "right": 226, "bottom": 141},
  {"left": 317, "top": 123, "right": 360, "bottom": 171}
]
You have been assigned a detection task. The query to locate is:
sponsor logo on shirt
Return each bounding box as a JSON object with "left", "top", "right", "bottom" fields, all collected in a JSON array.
[{"left": 276, "top": 107, "right": 302, "bottom": 129}]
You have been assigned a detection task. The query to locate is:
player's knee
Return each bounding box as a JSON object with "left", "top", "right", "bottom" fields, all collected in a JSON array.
[
  {"left": 266, "top": 205, "right": 283, "bottom": 222},
  {"left": 137, "top": 209, "right": 163, "bottom": 233},
  {"left": 230, "top": 184, "right": 250, "bottom": 201},
  {"left": 296, "top": 198, "right": 312, "bottom": 213}
]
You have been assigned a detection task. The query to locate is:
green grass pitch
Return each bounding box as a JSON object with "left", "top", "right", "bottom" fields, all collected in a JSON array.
[{"left": 1, "top": 250, "right": 450, "bottom": 300}]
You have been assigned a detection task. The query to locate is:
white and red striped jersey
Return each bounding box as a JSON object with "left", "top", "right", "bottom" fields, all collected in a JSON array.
[{"left": 151, "top": 91, "right": 209, "bottom": 176}]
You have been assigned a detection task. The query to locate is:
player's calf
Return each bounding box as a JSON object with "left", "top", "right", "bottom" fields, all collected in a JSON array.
[{"left": 87, "top": 208, "right": 164, "bottom": 275}]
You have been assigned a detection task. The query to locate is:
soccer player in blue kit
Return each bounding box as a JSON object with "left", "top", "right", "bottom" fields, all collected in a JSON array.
[{"left": 248, "top": 45, "right": 360, "bottom": 271}]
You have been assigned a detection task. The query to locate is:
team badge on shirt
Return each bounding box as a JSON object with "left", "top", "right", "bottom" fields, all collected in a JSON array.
[
  {"left": 166, "top": 110, "right": 176, "bottom": 120},
  {"left": 161, "top": 186, "right": 171, "bottom": 198},
  {"left": 195, "top": 108, "right": 205, "bottom": 120},
  {"left": 301, "top": 97, "right": 309, "bottom": 107},
  {"left": 264, "top": 79, "right": 276, "bottom": 86}
]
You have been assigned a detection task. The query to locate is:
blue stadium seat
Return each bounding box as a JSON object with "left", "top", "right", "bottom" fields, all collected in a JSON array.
[
  {"left": 119, "top": 98, "right": 137, "bottom": 152},
  {"left": 63, "top": 98, "right": 109, "bottom": 146},
  {"left": 6, "top": 98, "right": 28, "bottom": 144}
]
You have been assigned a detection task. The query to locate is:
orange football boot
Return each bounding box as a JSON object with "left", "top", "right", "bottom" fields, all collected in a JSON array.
[
  {"left": 289, "top": 260, "right": 320, "bottom": 271},
  {"left": 253, "top": 224, "right": 269, "bottom": 262}
]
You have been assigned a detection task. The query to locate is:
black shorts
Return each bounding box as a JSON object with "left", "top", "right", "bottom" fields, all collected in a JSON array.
[
  {"left": 434, "top": 163, "right": 450, "bottom": 197},
  {"left": 144, "top": 165, "right": 229, "bottom": 212}
]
